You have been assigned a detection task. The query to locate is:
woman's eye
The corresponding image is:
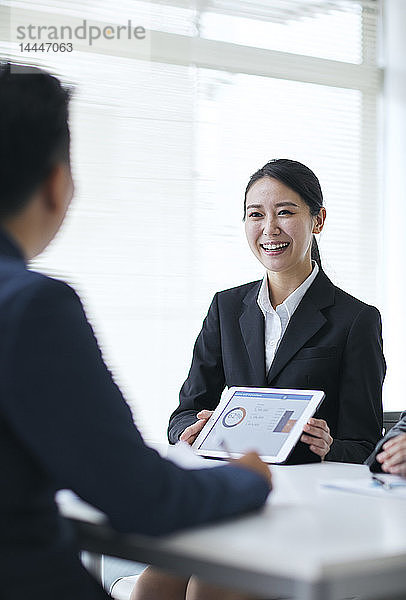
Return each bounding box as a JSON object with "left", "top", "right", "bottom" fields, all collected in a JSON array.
[
  {"left": 278, "top": 209, "right": 294, "bottom": 216},
  {"left": 248, "top": 212, "right": 263, "bottom": 218}
]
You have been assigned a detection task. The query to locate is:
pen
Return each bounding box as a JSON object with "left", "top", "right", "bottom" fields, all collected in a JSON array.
[
  {"left": 371, "top": 475, "right": 406, "bottom": 490},
  {"left": 219, "top": 439, "right": 234, "bottom": 459},
  {"left": 372, "top": 475, "right": 392, "bottom": 490}
]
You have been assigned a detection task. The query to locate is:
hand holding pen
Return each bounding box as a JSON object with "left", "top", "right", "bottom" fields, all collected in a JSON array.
[{"left": 220, "top": 439, "right": 272, "bottom": 489}]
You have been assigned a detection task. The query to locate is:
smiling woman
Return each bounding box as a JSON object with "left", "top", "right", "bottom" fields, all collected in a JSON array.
[
  {"left": 168, "top": 158, "right": 386, "bottom": 466},
  {"left": 244, "top": 160, "right": 326, "bottom": 305}
]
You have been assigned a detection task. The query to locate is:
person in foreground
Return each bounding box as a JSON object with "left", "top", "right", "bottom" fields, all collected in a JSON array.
[
  {"left": 168, "top": 159, "right": 386, "bottom": 465},
  {"left": 134, "top": 160, "right": 386, "bottom": 598},
  {"left": 0, "top": 63, "right": 271, "bottom": 600},
  {"left": 367, "top": 411, "right": 406, "bottom": 476}
]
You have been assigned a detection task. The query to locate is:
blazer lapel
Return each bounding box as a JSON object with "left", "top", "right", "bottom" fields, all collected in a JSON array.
[
  {"left": 239, "top": 282, "right": 267, "bottom": 385},
  {"left": 267, "top": 270, "right": 335, "bottom": 384}
]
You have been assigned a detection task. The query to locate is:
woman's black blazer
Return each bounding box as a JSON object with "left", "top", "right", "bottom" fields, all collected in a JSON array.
[{"left": 168, "top": 269, "right": 386, "bottom": 464}]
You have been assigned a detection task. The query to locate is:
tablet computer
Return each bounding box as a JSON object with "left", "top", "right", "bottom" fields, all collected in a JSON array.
[{"left": 192, "top": 386, "right": 325, "bottom": 464}]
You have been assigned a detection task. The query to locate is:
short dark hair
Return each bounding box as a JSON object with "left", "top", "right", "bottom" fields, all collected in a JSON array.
[
  {"left": 244, "top": 159, "right": 324, "bottom": 267},
  {"left": 0, "top": 63, "right": 71, "bottom": 220}
]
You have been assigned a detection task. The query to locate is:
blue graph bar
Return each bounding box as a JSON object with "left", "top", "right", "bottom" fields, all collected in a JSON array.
[{"left": 274, "top": 410, "right": 294, "bottom": 432}]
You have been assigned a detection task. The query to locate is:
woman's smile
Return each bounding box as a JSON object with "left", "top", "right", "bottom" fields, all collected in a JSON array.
[{"left": 260, "top": 241, "right": 291, "bottom": 255}]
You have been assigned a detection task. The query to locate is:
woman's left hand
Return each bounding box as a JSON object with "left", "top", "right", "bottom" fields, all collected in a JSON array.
[{"left": 301, "top": 418, "right": 333, "bottom": 460}]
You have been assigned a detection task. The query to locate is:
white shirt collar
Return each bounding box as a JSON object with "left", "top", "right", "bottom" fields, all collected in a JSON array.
[{"left": 257, "top": 261, "right": 319, "bottom": 318}]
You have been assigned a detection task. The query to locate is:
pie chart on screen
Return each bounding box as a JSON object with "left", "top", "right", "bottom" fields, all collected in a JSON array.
[{"left": 222, "top": 407, "right": 247, "bottom": 428}]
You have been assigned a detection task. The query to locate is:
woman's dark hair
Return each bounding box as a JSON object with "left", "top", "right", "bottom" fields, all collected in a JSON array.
[
  {"left": 0, "top": 62, "right": 71, "bottom": 220},
  {"left": 244, "top": 159, "right": 323, "bottom": 267}
]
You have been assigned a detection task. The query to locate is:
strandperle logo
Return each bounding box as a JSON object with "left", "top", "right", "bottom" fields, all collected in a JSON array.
[{"left": 16, "top": 19, "right": 146, "bottom": 46}]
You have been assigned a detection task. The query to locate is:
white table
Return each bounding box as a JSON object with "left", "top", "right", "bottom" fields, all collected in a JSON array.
[{"left": 58, "top": 460, "right": 406, "bottom": 600}]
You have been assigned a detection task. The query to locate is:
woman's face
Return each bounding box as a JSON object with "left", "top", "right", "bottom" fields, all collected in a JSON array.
[{"left": 244, "top": 176, "right": 325, "bottom": 277}]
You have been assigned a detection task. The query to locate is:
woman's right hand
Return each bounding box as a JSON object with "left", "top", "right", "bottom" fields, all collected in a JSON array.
[{"left": 179, "top": 410, "right": 214, "bottom": 445}]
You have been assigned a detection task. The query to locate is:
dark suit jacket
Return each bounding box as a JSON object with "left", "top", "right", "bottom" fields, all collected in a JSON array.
[
  {"left": 0, "top": 229, "right": 269, "bottom": 600},
  {"left": 168, "top": 271, "right": 386, "bottom": 464},
  {"left": 366, "top": 410, "right": 406, "bottom": 472}
]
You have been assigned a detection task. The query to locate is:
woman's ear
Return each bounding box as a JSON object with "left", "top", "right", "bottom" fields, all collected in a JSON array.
[{"left": 312, "top": 207, "right": 326, "bottom": 234}]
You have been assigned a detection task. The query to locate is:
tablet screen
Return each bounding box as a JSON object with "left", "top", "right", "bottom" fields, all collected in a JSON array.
[{"left": 195, "top": 389, "right": 319, "bottom": 457}]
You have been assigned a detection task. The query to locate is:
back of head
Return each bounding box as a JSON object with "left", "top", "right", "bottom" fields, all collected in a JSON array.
[{"left": 0, "top": 63, "right": 71, "bottom": 221}]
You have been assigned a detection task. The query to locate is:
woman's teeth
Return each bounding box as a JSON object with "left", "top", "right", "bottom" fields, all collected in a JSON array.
[{"left": 261, "top": 242, "right": 290, "bottom": 251}]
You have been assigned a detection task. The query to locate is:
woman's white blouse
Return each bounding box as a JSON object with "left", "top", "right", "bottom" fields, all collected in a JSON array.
[{"left": 257, "top": 262, "right": 319, "bottom": 373}]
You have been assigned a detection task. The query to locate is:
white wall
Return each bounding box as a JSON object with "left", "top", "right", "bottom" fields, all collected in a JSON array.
[{"left": 382, "top": 0, "right": 406, "bottom": 411}]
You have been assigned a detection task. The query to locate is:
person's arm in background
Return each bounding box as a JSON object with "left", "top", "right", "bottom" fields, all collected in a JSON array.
[
  {"left": 168, "top": 293, "right": 225, "bottom": 445},
  {"left": 326, "top": 305, "right": 386, "bottom": 463},
  {"left": 366, "top": 411, "right": 406, "bottom": 474},
  {"left": 1, "top": 278, "right": 271, "bottom": 536}
]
